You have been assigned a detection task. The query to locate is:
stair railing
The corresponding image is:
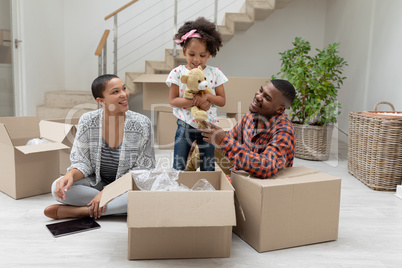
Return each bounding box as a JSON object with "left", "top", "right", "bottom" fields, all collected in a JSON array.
[
  {"left": 104, "top": 0, "right": 139, "bottom": 74},
  {"left": 95, "top": 30, "right": 110, "bottom": 76},
  {"left": 100, "top": 0, "right": 244, "bottom": 76}
]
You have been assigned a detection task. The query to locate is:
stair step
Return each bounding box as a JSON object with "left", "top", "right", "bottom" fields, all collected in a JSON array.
[
  {"left": 37, "top": 105, "right": 97, "bottom": 120},
  {"left": 45, "top": 91, "right": 96, "bottom": 108},
  {"left": 226, "top": 13, "right": 254, "bottom": 31},
  {"left": 125, "top": 72, "right": 144, "bottom": 94},
  {"left": 145, "top": 61, "right": 172, "bottom": 74},
  {"left": 275, "top": 0, "right": 292, "bottom": 9},
  {"left": 247, "top": 1, "right": 275, "bottom": 20},
  {"left": 218, "top": 26, "right": 234, "bottom": 42}
]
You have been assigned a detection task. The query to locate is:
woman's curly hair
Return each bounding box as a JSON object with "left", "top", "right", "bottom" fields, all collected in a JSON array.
[{"left": 174, "top": 17, "right": 222, "bottom": 57}]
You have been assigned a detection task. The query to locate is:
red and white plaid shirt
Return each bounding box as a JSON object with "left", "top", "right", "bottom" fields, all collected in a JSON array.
[{"left": 220, "top": 112, "right": 295, "bottom": 179}]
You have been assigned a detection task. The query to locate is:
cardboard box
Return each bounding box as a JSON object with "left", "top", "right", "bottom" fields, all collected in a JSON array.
[
  {"left": 156, "top": 112, "right": 237, "bottom": 150},
  {"left": 133, "top": 74, "right": 268, "bottom": 114},
  {"left": 40, "top": 118, "right": 80, "bottom": 175},
  {"left": 0, "top": 117, "right": 69, "bottom": 199},
  {"left": 231, "top": 166, "right": 341, "bottom": 252},
  {"left": 100, "top": 171, "right": 236, "bottom": 259},
  {"left": 155, "top": 111, "right": 177, "bottom": 150},
  {"left": 133, "top": 74, "right": 171, "bottom": 112},
  {"left": 219, "top": 77, "right": 268, "bottom": 114}
]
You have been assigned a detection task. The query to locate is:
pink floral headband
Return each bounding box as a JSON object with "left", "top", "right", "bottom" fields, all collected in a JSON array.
[{"left": 174, "top": 29, "right": 201, "bottom": 44}]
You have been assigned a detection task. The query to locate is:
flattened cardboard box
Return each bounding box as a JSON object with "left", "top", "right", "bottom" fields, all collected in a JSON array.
[
  {"left": 0, "top": 117, "right": 69, "bottom": 199},
  {"left": 100, "top": 171, "right": 236, "bottom": 260},
  {"left": 156, "top": 112, "right": 237, "bottom": 150},
  {"left": 40, "top": 118, "right": 80, "bottom": 175},
  {"left": 231, "top": 166, "right": 341, "bottom": 252}
]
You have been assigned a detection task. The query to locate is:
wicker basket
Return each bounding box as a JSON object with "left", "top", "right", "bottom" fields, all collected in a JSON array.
[
  {"left": 294, "top": 123, "right": 334, "bottom": 161},
  {"left": 348, "top": 102, "right": 402, "bottom": 191}
]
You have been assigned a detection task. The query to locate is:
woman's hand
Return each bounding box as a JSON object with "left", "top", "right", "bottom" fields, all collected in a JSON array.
[
  {"left": 87, "top": 191, "right": 106, "bottom": 219},
  {"left": 54, "top": 174, "right": 74, "bottom": 201}
]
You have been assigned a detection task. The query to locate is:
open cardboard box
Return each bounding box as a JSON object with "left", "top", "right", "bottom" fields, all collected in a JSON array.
[
  {"left": 156, "top": 112, "right": 237, "bottom": 150},
  {"left": 100, "top": 171, "right": 236, "bottom": 260},
  {"left": 0, "top": 116, "right": 69, "bottom": 199},
  {"left": 40, "top": 118, "right": 80, "bottom": 175},
  {"left": 231, "top": 166, "right": 341, "bottom": 252}
]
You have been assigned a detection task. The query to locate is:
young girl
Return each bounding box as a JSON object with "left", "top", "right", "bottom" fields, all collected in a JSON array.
[{"left": 166, "top": 17, "right": 228, "bottom": 172}]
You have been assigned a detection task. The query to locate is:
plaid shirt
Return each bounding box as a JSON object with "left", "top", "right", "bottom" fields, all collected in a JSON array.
[{"left": 220, "top": 112, "right": 295, "bottom": 179}]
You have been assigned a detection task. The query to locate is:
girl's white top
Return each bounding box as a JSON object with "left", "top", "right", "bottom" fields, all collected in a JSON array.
[{"left": 166, "top": 65, "right": 228, "bottom": 129}]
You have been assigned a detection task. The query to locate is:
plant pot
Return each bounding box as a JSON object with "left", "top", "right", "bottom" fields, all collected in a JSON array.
[{"left": 293, "top": 123, "right": 334, "bottom": 161}]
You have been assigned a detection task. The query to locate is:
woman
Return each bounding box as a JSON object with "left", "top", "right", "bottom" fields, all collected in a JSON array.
[{"left": 44, "top": 74, "right": 155, "bottom": 220}]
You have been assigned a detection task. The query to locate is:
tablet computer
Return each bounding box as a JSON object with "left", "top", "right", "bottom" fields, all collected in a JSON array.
[{"left": 46, "top": 217, "right": 101, "bottom": 238}]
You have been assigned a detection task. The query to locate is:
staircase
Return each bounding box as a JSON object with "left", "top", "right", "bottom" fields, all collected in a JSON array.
[
  {"left": 36, "top": 91, "right": 97, "bottom": 120},
  {"left": 37, "top": 0, "right": 292, "bottom": 119}
]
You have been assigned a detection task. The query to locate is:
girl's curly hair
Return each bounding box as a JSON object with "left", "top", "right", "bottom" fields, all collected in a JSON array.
[{"left": 174, "top": 17, "right": 222, "bottom": 57}]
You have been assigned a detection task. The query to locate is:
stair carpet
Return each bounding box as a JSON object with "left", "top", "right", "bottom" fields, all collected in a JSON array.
[{"left": 37, "top": 0, "right": 292, "bottom": 119}]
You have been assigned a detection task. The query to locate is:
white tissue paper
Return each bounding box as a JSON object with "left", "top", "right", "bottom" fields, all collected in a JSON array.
[
  {"left": 26, "top": 138, "right": 51, "bottom": 146},
  {"left": 131, "top": 168, "right": 215, "bottom": 191}
]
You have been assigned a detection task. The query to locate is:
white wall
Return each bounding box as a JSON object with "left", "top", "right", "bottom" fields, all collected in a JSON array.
[
  {"left": 325, "top": 0, "right": 402, "bottom": 137},
  {"left": 22, "top": 0, "right": 65, "bottom": 116},
  {"left": 210, "top": 0, "right": 327, "bottom": 76}
]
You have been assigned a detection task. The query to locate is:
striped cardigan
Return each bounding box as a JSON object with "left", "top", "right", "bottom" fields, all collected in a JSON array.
[{"left": 68, "top": 109, "right": 155, "bottom": 186}]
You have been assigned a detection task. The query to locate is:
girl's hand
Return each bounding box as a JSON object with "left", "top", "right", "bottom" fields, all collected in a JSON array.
[
  {"left": 87, "top": 191, "right": 107, "bottom": 219},
  {"left": 198, "top": 100, "right": 211, "bottom": 111},
  {"left": 193, "top": 94, "right": 210, "bottom": 110},
  {"left": 54, "top": 175, "right": 74, "bottom": 201}
]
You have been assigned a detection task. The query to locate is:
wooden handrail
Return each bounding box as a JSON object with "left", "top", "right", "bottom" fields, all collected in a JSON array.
[
  {"left": 95, "top": 30, "right": 110, "bottom": 56},
  {"left": 104, "top": 0, "right": 138, "bottom": 20}
]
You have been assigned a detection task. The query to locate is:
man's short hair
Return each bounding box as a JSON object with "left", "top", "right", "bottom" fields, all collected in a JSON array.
[
  {"left": 271, "top": 79, "right": 296, "bottom": 107},
  {"left": 91, "top": 74, "right": 119, "bottom": 100}
]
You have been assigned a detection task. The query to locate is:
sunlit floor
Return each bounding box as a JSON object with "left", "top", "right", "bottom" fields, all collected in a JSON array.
[{"left": 1, "top": 133, "right": 402, "bottom": 268}]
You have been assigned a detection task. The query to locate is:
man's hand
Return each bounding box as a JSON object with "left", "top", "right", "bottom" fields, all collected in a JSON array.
[{"left": 201, "top": 122, "right": 226, "bottom": 146}]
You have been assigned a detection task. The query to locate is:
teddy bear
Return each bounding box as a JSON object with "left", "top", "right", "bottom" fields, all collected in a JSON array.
[{"left": 180, "top": 66, "right": 213, "bottom": 128}]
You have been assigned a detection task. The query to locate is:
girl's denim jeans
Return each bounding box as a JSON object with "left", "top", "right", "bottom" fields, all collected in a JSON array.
[{"left": 173, "top": 119, "right": 215, "bottom": 171}]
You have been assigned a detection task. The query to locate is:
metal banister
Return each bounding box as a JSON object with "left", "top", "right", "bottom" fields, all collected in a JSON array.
[
  {"left": 95, "top": 30, "right": 110, "bottom": 75},
  {"left": 104, "top": 0, "right": 138, "bottom": 21}
]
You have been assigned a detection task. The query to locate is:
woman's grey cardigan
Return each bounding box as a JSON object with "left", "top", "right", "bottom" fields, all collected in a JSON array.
[{"left": 68, "top": 109, "right": 155, "bottom": 186}]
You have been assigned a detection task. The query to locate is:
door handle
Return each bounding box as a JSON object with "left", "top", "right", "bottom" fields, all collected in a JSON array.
[{"left": 14, "top": 39, "right": 22, "bottom": 49}]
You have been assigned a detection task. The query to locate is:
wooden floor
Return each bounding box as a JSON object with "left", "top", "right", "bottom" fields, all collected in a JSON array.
[{"left": 1, "top": 136, "right": 402, "bottom": 267}]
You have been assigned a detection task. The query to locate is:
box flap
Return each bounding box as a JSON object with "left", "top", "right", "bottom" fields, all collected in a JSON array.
[
  {"left": 39, "top": 120, "right": 75, "bottom": 143},
  {"left": 133, "top": 74, "right": 167, "bottom": 83},
  {"left": 219, "top": 77, "right": 269, "bottom": 114},
  {"left": 0, "top": 116, "right": 39, "bottom": 144},
  {"left": 100, "top": 172, "right": 133, "bottom": 207},
  {"left": 272, "top": 166, "right": 319, "bottom": 179},
  {"left": 127, "top": 190, "right": 236, "bottom": 228},
  {"left": 0, "top": 123, "right": 13, "bottom": 146},
  {"left": 15, "top": 142, "right": 69, "bottom": 154},
  {"left": 233, "top": 167, "right": 340, "bottom": 187}
]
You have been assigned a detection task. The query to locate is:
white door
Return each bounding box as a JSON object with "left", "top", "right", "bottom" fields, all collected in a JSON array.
[
  {"left": 0, "top": 0, "right": 14, "bottom": 116},
  {"left": 0, "top": 0, "right": 25, "bottom": 117}
]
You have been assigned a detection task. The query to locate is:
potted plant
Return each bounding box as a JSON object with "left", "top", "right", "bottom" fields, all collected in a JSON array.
[{"left": 273, "top": 37, "right": 348, "bottom": 160}]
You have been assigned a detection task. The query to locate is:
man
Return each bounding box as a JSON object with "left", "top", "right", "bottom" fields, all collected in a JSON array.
[{"left": 201, "top": 79, "right": 296, "bottom": 179}]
